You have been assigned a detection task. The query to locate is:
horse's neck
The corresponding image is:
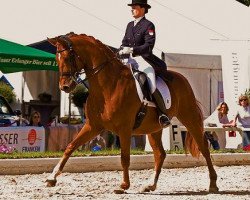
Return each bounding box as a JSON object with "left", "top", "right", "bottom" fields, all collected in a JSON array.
[{"left": 88, "top": 59, "right": 133, "bottom": 97}]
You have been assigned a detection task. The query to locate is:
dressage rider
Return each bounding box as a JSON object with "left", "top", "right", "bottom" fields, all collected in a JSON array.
[{"left": 119, "top": 0, "right": 170, "bottom": 127}]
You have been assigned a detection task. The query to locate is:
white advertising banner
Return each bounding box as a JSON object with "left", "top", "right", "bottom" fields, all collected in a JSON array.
[
  {"left": 220, "top": 42, "right": 250, "bottom": 117},
  {"left": 217, "top": 81, "right": 224, "bottom": 105},
  {"left": 0, "top": 126, "right": 45, "bottom": 152}
]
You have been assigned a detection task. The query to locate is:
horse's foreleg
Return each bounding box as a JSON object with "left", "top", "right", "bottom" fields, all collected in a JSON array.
[
  {"left": 141, "top": 131, "right": 166, "bottom": 193},
  {"left": 46, "top": 123, "right": 99, "bottom": 187},
  {"left": 113, "top": 133, "right": 131, "bottom": 194}
]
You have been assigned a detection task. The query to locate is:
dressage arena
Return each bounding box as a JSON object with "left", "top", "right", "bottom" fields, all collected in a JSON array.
[{"left": 0, "top": 165, "right": 249, "bottom": 200}]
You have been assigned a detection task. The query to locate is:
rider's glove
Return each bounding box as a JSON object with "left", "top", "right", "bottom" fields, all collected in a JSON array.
[{"left": 119, "top": 47, "right": 133, "bottom": 55}]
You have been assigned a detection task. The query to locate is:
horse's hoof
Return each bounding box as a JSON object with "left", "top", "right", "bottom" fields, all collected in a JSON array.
[
  {"left": 140, "top": 185, "right": 156, "bottom": 193},
  {"left": 209, "top": 186, "right": 219, "bottom": 193},
  {"left": 46, "top": 179, "right": 57, "bottom": 187},
  {"left": 140, "top": 187, "right": 150, "bottom": 193},
  {"left": 120, "top": 182, "right": 130, "bottom": 190},
  {"left": 113, "top": 189, "right": 125, "bottom": 194}
]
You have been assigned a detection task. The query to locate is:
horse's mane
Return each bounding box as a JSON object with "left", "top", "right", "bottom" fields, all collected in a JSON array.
[{"left": 67, "top": 32, "right": 119, "bottom": 61}]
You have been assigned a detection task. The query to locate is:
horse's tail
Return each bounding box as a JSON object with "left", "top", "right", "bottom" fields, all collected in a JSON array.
[
  {"left": 185, "top": 132, "right": 200, "bottom": 158},
  {"left": 185, "top": 100, "right": 203, "bottom": 158}
]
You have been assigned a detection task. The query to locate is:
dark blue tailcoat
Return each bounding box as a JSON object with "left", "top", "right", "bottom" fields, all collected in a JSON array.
[{"left": 121, "top": 17, "right": 166, "bottom": 71}]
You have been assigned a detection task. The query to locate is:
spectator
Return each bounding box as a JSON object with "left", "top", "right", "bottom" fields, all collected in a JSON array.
[
  {"left": 230, "top": 95, "right": 250, "bottom": 150},
  {"left": 100, "top": 130, "right": 115, "bottom": 149},
  {"left": 131, "top": 135, "right": 146, "bottom": 150},
  {"left": 89, "top": 134, "right": 106, "bottom": 151},
  {"left": 204, "top": 102, "right": 233, "bottom": 149},
  {"left": 28, "top": 111, "right": 43, "bottom": 127}
]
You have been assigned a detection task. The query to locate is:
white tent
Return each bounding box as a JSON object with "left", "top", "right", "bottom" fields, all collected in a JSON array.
[
  {"left": 163, "top": 53, "right": 223, "bottom": 117},
  {"left": 1, "top": 0, "right": 249, "bottom": 116}
]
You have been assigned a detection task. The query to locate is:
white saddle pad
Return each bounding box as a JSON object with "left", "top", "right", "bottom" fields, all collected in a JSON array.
[{"left": 133, "top": 72, "right": 171, "bottom": 109}]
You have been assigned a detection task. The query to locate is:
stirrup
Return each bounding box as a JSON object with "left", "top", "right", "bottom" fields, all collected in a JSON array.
[{"left": 158, "top": 114, "right": 171, "bottom": 128}]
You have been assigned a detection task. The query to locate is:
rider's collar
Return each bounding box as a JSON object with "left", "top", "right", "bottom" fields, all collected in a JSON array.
[{"left": 134, "top": 16, "right": 144, "bottom": 26}]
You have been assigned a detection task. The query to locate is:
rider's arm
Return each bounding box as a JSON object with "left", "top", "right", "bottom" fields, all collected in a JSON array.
[{"left": 121, "top": 22, "right": 133, "bottom": 47}]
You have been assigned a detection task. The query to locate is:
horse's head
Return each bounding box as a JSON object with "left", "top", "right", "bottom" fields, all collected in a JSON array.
[
  {"left": 48, "top": 33, "right": 117, "bottom": 93},
  {"left": 48, "top": 34, "right": 80, "bottom": 93}
]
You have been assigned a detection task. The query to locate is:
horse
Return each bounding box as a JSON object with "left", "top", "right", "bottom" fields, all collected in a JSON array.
[{"left": 46, "top": 33, "right": 219, "bottom": 193}]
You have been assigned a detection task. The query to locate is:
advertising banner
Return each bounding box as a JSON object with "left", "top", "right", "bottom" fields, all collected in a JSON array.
[
  {"left": 0, "top": 126, "right": 45, "bottom": 152},
  {"left": 220, "top": 42, "right": 250, "bottom": 117}
]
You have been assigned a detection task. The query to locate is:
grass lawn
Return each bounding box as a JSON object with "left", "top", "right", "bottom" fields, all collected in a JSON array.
[{"left": 0, "top": 148, "right": 246, "bottom": 159}]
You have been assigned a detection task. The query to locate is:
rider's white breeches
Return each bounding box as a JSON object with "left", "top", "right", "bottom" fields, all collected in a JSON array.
[{"left": 126, "top": 56, "right": 156, "bottom": 94}]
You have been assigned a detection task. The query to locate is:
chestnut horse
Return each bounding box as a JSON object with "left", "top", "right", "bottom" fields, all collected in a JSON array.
[{"left": 46, "top": 33, "right": 218, "bottom": 193}]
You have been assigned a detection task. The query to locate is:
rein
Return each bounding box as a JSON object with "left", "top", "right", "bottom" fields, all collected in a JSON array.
[
  {"left": 78, "top": 59, "right": 113, "bottom": 83},
  {"left": 57, "top": 35, "right": 116, "bottom": 84}
]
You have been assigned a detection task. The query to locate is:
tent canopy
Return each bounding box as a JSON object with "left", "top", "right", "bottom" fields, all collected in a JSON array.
[
  {"left": 163, "top": 53, "right": 222, "bottom": 70},
  {"left": 0, "top": 38, "right": 58, "bottom": 73},
  {"left": 28, "top": 39, "right": 118, "bottom": 54},
  {"left": 28, "top": 40, "right": 57, "bottom": 54}
]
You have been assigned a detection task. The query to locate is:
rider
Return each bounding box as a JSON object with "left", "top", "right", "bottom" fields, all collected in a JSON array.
[{"left": 119, "top": 0, "right": 170, "bottom": 127}]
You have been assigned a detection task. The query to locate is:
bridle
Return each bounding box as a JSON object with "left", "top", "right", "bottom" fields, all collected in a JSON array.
[
  {"left": 56, "top": 35, "right": 116, "bottom": 85},
  {"left": 56, "top": 36, "right": 79, "bottom": 83}
]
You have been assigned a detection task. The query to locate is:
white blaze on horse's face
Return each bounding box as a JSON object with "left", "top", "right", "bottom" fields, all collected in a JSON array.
[
  {"left": 57, "top": 52, "right": 61, "bottom": 61},
  {"left": 56, "top": 47, "right": 77, "bottom": 93}
]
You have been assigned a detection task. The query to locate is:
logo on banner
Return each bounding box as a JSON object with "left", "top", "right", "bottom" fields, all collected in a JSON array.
[
  {"left": 23, "top": 129, "right": 41, "bottom": 145},
  {"left": 28, "top": 129, "right": 37, "bottom": 145}
]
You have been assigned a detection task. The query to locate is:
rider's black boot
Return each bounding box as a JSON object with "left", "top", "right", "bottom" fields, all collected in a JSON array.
[{"left": 152, "top": 89, "right": 171, "bottom": 128}]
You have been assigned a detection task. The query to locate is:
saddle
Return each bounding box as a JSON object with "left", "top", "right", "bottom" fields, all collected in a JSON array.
[
  {"left": 130, "top": 66, "right": 171, "bottom": 129},
  {"left": 132, "top": 68, "right": 152, "bottom": 101}
]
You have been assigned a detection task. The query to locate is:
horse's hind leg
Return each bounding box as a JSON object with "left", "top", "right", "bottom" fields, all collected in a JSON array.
[
  {"left": 46, "top": 123, "right": 99, "bottom": 187},
  {"left": 181, "top": 120, "right": 219, "bottom": 192},
  {"left": 200, "top": 135, "right": 219, "bottom": 192},
  {"left": 141, "top": 130, "right": 166, "bottom": 192}
]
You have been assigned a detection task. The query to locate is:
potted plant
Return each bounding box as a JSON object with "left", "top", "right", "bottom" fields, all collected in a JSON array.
[
  {"left": 71, "top": 84, "right": 89, "bottom": 119},
  {"left": 71, "top": 84, "right": 88, "bottom": 108}
]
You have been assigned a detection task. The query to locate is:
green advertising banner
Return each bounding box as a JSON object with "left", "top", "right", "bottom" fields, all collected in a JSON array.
[{"left": 0, "top": 38, "right": 58, "bottom": 73}]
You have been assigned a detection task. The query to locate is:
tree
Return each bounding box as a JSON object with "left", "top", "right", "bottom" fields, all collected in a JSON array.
[
  {"left": 0, "top": 82, "right": 16, "bottom": 103},
  {"left": 236, "top": 0, "right": 250, "bottom": 6}
]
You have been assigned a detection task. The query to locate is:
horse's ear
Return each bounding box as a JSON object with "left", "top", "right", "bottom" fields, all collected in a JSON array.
[{"left": 47, "top": 37, "right": 57, "bottom": 46}]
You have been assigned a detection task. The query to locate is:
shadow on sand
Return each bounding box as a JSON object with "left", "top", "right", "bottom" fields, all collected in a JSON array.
[{"left": 127, "top": 190, "right": 250, "bottom": 196}]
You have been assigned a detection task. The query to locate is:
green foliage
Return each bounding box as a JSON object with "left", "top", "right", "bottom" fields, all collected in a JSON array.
[
  {"left": 71, "top": 84, "right": 88, "bottom": 108},
  {"left": 0, "top": 82, "right": 16, "bottom": 103},
  {"left": 244, "top": 88, "right": 250, "bottom": 99},
  {"left": 236, "top": 0, "right": 250, "bottom": 6}
]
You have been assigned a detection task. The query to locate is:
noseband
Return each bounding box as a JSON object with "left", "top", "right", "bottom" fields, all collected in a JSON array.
[{"left": 56, "top": 35, "right": 115, "bottom": 85}]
